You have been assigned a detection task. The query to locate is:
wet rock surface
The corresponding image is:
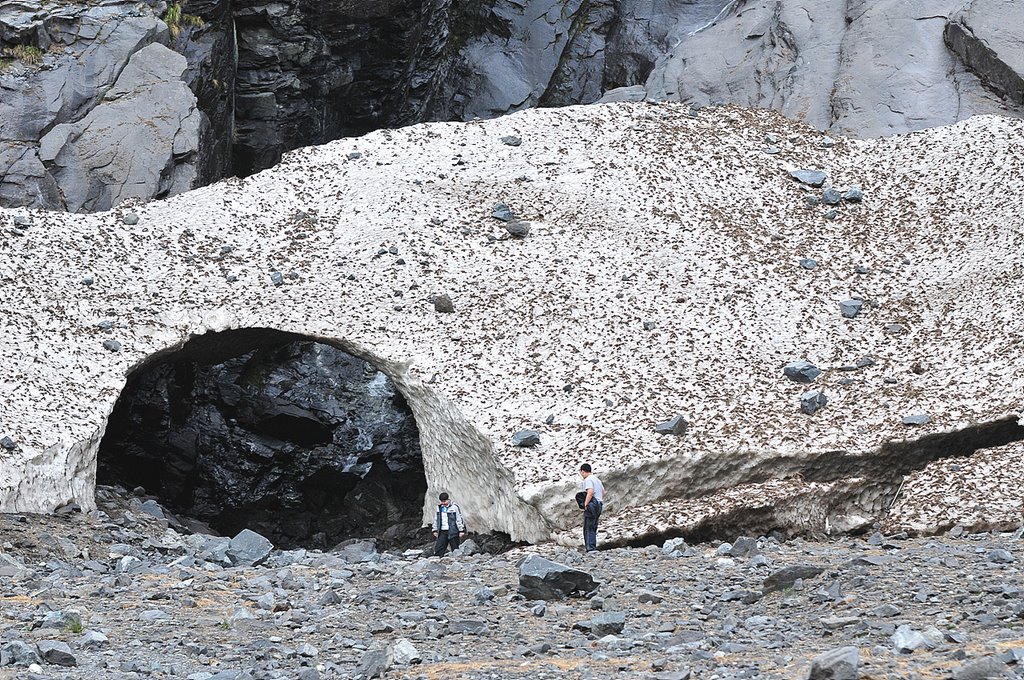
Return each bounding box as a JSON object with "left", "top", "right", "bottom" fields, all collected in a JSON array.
[
  {"left": 97, "top": 340, "right": 425, "bottom": 550},
  {"left": 1, "top": 492, "right": 1022, "bottom": 679}
]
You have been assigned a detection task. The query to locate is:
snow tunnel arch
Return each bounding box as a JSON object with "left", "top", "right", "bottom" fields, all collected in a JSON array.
[{"left": 92, "top": 327, "right": 550, "bottom": 546}]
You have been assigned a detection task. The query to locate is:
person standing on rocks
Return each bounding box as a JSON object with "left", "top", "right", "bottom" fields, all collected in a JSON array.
[
  {"left": 579, "top": 464, "right": 605, "bottom": 552},
  {"left": 432, "top": 492, "right": 466, "bottom": 556}
]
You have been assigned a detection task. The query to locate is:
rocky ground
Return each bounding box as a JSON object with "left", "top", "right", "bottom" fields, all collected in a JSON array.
[{"left": 1, "top": 488, "right": 1022, "bottom": 679}]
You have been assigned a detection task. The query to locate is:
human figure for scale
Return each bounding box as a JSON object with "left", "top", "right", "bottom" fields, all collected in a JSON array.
[
  {"left": 431, "top": 492, "right": 466, "bottom": 556},
  {"left": 579, "top": 464, "right": 605, "bottom": 552}
]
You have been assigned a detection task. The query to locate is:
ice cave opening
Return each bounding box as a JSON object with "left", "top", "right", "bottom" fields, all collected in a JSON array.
[{"left": 96, "top": 328, "right": 427, "bottom": 550}]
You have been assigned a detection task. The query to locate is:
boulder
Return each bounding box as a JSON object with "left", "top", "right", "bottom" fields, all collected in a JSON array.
[
  {"left": 763, "top": 564, "right": 826, "bottom": 594},
  {"left": 36, "top": 640, "right": 76, "bottom": 667},
  {"left": 0, "top": 640, "right": 40, "bottom": 667},
  {"left": 574, "top": 611, "right": 626, "bottom": 636},
  {"left": 335, "top": 538, "right": 378, "bottom": 564},
  {"left": 354, "top": 647, "right": 392, "bottom": 679},
  {"left": 518, "top": 554, "right": 598, "bottom": 600},
  {"left": 784, "top": 360, "right": 821, "bottom": 383},
  {"left": 655, "top": 415, "right": 689, "bottom": 436},
  {"left": 807, "top": 646, "right": 858, "bottom": 680},
  {"left": 392, "top": 638, "right": 421, "bottom": 665},
  {"left": 226, "top": 529, "right": 274, "bottom": 567},
  {"left": 952, "top": 656, "right": 1013, "bottom": 680}
]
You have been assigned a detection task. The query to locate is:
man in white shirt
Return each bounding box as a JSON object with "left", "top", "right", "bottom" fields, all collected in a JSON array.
[
  {"left": 431, "top": 492, "right": 466, "bottom": 556},
  {"left": 579, "top": 463, "right": 605, "bottom": 552}
]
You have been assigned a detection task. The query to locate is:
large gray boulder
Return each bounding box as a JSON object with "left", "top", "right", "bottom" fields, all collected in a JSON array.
[
  {"left": 518, "top": 554, "right": 599, "bottom": 600},
  {"left": 226, "top": 529, "right": 274, "bottom": 566}
]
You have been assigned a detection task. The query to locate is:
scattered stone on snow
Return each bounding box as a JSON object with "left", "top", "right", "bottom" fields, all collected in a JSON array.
[
  {"left": 790, "top": 169, "right": 828, "bottom": 187},
  {"left": 839, "top": 299, "right": 863, "bottom": 318},
  {"left": 902, "top": 414, "right": 931, "bottom": 426},
  {"left": 433, "top": 294, "right": 455, "bottom": 313},
  {"left": 655, "top": 415, "right": 688, "bottom": 436},
  {"left": 822, "top": 188, "right": 842, "bottom": 205},
  {"left": 491, "top": 202, "right": 516, "bottom": 222},
  {"left": 512, "top": 430, "right": 541, "bottom": 447},
  {"left": 504, "top": 220, "right": 531, "bottom": 238},
  {"left": 800, "top": 389, "right": 827, "bottom": 415},
  {"left": 783, "top": 360, "right": 821, "bottom": 383}
]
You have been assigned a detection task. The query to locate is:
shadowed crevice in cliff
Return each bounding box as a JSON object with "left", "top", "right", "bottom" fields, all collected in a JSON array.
[{"left": 96, "top": 329, "right": 427, "bottom": 550}]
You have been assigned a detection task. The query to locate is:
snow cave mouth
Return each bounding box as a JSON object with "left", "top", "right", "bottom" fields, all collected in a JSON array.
[{"left": 96, "top": 328, "right": 427, "bottom": 550}]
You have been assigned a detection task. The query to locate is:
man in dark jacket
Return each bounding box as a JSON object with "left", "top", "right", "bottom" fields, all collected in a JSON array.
[{"left": 431, "top": 492, "right": 466, "bottom": 556}]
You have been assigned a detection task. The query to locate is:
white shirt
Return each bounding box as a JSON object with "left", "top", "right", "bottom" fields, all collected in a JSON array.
[
  {"left": 584, "top": 475, "right": 605, "bottom": 501},
  {"left": 439, "top": 505, "right": 450, "bottom": 530}
]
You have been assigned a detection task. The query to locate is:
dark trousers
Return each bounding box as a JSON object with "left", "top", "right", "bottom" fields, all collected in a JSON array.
[
  {"left": 433, "top": 529, "right": 460, "bottom": 556},
  {"left": 583, "top": 500, "right": 603, "bottom": 552}
]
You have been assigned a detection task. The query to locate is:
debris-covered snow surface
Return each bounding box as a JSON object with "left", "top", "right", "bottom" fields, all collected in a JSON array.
[{"left": 0, "top": 103, "right": 1022, "bottom": 542}]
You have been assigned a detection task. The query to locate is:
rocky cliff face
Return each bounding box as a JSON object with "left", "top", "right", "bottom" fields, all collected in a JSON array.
[
  {"left": 1, "top": 0, "right": 1022, "bottom": 209},
  {"left": 230, "top": 0, "right": 455, "bottom": 175},
  {"left": 98, "top": 336, "right": 425, "bottom": 549},
  {"left": 0, "top": 0, "right": 232, "bottom": 211},
  {"left": 639, "top": 0, "right": 1024, "bottom": 137}
]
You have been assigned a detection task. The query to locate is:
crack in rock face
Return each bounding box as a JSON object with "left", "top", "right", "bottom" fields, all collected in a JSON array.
[{"left": 97, "top": 332, "right": 427, "bottom": 550}]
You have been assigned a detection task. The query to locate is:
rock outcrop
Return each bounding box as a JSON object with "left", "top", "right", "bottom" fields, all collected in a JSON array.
[
  {"left": 39, "top": 43, "right": 202, "bottom": 212},
  {"left": 1, "top": 103, "right": 1022, "bottom": 544},
  {"left": 640, "top": 0, "right": 1021, "bottom": 137},
  {"left": 2, "top": 0, "right": 1023, "bottom": 210},
  {"left": 944, "top": 0, "right": 1024, "bottom": 107},
  {"left": 0, "top": 0, "right": 229, "bottom": 211},
  {"left": 98, "top": 337, "right": 425, "bottom": 549}
]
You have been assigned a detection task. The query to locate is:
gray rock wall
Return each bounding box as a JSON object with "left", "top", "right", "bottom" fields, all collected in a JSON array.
[
  {"left": 945, "top": 0, "right": 1024, "bottom": 107},
  {"left": 39, "top": 44, "right": 202, "bottom": 212},
  {"left": 0, "top": 0, "right": 227, "bottom": 211},
  {"left": 640, "top": 0, "right": 1023, "bottom": 137},
  {"left": 2, "top": 0, "right": 1022, "bottom": 210}
]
